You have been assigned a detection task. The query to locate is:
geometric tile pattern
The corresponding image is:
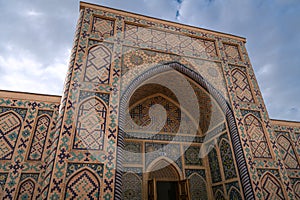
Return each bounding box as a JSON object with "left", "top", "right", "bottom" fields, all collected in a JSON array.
[
  {"left": 294, "top": 181, "right": 300, "bottom": 200},
  {"left": 148, "top": 159, "right": 180, "bottom": 181},
  {"left": 219, "top": 139, "right": 237, "bottom": 180},
  {"left": 121, "top": 66, "right": 224, "bottom": 134},
  {"left": 229, "top": 187, "right": 242, "bottom": 200},
  {"left": 297, "top": 133, "right": 300, "bottom": 146},
  {"left": 145, "top": 143, "right": 182, "bottom": 169},
  {"left": 277, "top": 135, "right": 300, "bottom": 169},
  {"left": 215, "top": 189, "right": 226, "bottom": 200},
  {"left": 120, "top": 46, "right": 228, "bottom": 100},
  {"left": 27, "top": 115, "right": 50, "bottom": 161},
  {"left": 73, "top": 97, "right": 107, "bottom": 150},
  {"left": 185, "top": 169, "right": 206, "bottom": 180},
  {"left": 66, "top": 163, "right": 104, "bottom": 178},
  {"left": 240, "top": 109, "right": 261, "bottom": 119},
  {"left": 223, "top": 43, "right": 242, "bottom": 62},
  {"left": 0, "top": 107, "right": 27, "bottom": 119},
  {"left": 208, "top": 148, "right": 222, "bottom": 183},
  {"left": 188, "top": 173, "right": 208, "bottom": 200},
  {"left": 78, "top": 91, "right": 110, "bottom": 104},
  {"left": 119, "top": 59, "right": 251, "bottom": 199},
  {"left": 256, "top": 168, "right": 281, "bottom": 180},
  {"left": 225, "top": 181, "right": 240, "bottom": 194},
  {"left": 64, "top": 169, "right": 100, "bottom": 200},
  {"left": 244, "top": 114, "right": 272, "bottom": 158},
  {"left": 16, "top": 179, "right": 35, "bottom": 200},
  {"left": 124, "top": 141, "right": 142, "bottom": 164},
  {"left": 0, "top": 90, "right": 59, "bottom": 199},
  {"left": 126, "top": 95, "right": 195, "bottom": 134},
  {"left": 191, "top": 82, "right": 225, "bottom": 133},
  {"left": 0, "top": 111, "right": 22, "bottom": 160},
  {"left": 261, "top": 173, "right": 285, "bottom": 200},
  {"left": 37, "top": 109, "right": 53, "bottom": 117},
  {"left": 20, "top": 173, "right": 39, "bottom": 182},
  {"left": 3, "top": 3, "right": 299, "bottom": 200},
  {"left": 212, "top": 185, "right": 224, "bottom": 195},
  {"left": 0, "top": 173, "right": 8, "bottom": 192},
  {"left": 231, "top": 68, "right": 254, "bottom": 103},
  {"left": 124, "top": 24, "right": 218, "bottom": 59},
  {"left": 122, "top": 172, "right": 142, "bottom": 200},
  {"left": 91, "top": 17, "right": 114, "bottom": 39},
  {"left": 84, "top": 45, "right": 111, "bottom": 84},
  {"left": 184, "top": 146, "right": 202, "bottom": 166}
]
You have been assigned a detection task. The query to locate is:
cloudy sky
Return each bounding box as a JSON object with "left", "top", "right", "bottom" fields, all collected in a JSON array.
[{"left": 0, "top": 0, "right": 299, "bottom": 121}]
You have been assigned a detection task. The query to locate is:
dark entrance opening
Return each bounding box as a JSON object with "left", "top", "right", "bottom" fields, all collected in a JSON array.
[{"left": 157, "top": 181, "right": 178, "bottom": 200}]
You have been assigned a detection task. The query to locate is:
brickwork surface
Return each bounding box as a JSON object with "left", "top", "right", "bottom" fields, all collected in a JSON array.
[{"left": 0, "top": 2, "right": 300, "bottom": 200}]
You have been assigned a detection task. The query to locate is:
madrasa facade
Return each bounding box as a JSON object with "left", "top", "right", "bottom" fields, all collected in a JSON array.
[{"left": 0, "top": 2, "right": 299, "bottom": 200}]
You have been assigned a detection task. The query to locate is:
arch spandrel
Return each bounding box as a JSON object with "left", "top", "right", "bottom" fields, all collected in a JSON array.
[{"left": 120, "top": 49, "right": 229, "bottom": 100}]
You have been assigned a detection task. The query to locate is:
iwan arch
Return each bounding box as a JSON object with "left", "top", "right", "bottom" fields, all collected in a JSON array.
[{"left": 0, "top": 2, "right": 300, "bottom": 200}]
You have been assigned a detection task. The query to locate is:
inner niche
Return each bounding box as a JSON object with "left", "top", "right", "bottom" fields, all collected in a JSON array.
[
  {"left": 121, "top": 69, "right": 241, "bottom": 200},
  {"left": 125, "top": 79, "right": 225, "bottom": 135},
  {"left": 149, "top": 159, "right": 180, "bottom": 181},
  {"left": 125, "top": 82, "right": 199, "bottom": 134}
]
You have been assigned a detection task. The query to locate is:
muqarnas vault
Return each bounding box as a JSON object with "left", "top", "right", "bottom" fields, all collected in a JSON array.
[{"left": 0, "top": 2, "right": 300, "bottom": 200}]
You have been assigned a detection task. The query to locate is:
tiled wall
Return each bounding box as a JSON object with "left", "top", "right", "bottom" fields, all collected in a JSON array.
[{"left": 0, "top": 2, "right": 300, "bottom": 199}]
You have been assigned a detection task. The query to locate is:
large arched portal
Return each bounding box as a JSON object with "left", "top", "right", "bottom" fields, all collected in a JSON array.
[{"left": 116, "top": 62, "right": 254, "bottom": 200}]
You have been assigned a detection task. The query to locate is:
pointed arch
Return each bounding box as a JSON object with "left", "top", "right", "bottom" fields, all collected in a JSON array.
[
  {"left": 122, "top": 172, "right": 142, "bottom": 200},
  {"left": 293, "top": 181, "right": 300, "bottom": 200},
  {"left": 261, "top": 172, "right": 285, "bottom": 200},
  {"left": 228, "top": 187, "right": 242, "bottom": 200},
  {"left": 116, "top": 62, "right": 255, "bottom": 200},
  {"left": 27, "top": 114, "right": 51, "bottom": 161},
  {"left": 84, "top": 44, "right": 112, "bottom": 84},
  {"left": 0, "top": 111, "right": 22, "bottom": 160},
  {"left": 215, "top": 189, "right": 226, "bottom": 200},
  {"left": 73, "top": 97, "right": 107, "bottom": 150},
  {"left": 16, "top": 178, "right": 36, "bottom": 200},
  {"left": 277, "top": 134, "right": 300, "bottom": 169},
  {"left": 231, "top": 67, "right": 254, "bottom": 103},
  {"left": 219, "top": 138, "right": 237, "bottom": 180},
  {"left": 147, "top": 157, "right": 182, "bottom": 181},
  {"left": 244, "top": 113, "right": 272, "bottom": 158},
  {"left": 64, "top": 168, "right": 100, "bottom": 200},
  {"left": 188, "top": 173, "right": 208, "bottom": 200}
]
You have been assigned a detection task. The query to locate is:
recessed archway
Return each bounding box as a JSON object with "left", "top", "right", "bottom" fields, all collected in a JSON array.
[
  {"left": 115, "top": 61, "right": 255, "bottom": 200},
  {"left": 147, "top": 157, "right": 182, "bottom": 181}
]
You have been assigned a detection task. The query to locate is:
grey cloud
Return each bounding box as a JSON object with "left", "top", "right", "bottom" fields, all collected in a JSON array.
[
  {"left": 178, "top": 0, "right": 300, "bottom": 121},
  {"left": 0, "top": 0, "right": 299, "bottom": 121}
]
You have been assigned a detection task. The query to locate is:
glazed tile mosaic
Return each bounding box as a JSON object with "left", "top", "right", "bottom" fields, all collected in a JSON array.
[{"left": 0, "top": 1, "right": 299, "bottom": 199}]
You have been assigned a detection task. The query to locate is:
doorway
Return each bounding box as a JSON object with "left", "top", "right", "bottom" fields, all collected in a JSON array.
[
  {"left": 148, "top": 179, "right": 190, "bottom": 200},
  {"left": 147, "top": 159, "right": 190, "bottom": 200},
  {"left": 157, "top": 181, "right": 177, "bottom": 200}
]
